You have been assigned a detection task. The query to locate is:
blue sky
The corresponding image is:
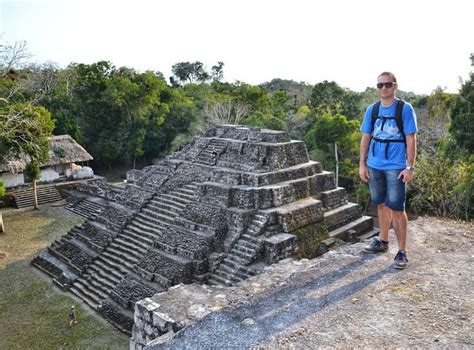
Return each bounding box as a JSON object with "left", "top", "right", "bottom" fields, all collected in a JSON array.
[{"left": 1, "top": 0, "right": 473, "bottom": 95}]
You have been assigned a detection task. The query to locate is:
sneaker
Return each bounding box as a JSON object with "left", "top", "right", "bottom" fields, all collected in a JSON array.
[
  {"left": 362, "top": 238, "right": 389, "bottom": 254},
  {"left": 393, "top": 250, "right": 408, "bottom": 269}
]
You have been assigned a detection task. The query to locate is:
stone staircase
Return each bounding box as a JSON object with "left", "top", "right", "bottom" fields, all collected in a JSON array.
[
  {"left": 195, "top": 139, "right": 227, "bottom": 166},
  {"left": 209, "top": 215, "right": 267, "bottom": 286},
  {"left": 68, "top": 183, "right": 198, "bottom": 312},
  {"left": 65, "top": 198, "right": 105, "bottom": 220},
  {"left": 11, "top": 185, "right": 62, "bottom": 208}
]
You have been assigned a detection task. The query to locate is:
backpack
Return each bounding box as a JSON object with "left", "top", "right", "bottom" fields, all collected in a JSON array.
[{"left": 370, "top": 99, "right": 406, "bottom": 158}]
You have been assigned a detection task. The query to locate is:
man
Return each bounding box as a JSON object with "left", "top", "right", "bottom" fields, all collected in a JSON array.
[
  {"left": 69, "top": 305, "right": 77, "bottom": 326},
  {"left": 359, "top": 72, "right": 417, "bottom": 269}
]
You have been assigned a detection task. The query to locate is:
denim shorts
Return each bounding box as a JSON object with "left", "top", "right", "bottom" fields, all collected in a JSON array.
[{"left": 368, "top": 166, "right": 406, "bottom": 211}]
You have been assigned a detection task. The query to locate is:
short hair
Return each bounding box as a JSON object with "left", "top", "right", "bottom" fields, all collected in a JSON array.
[{"left": 378, "top": 72, "right": 397, "bottom": 82}]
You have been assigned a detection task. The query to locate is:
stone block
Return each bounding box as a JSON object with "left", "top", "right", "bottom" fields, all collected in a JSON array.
[
  {"left": 264, "top": 233, "right": 297, "bottom": 264},
  {"left": 152, "top": 311, "right": 176, "bottom": 333}
]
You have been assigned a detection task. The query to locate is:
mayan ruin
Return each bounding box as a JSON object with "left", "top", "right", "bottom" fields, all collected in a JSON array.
[{"left": 31, "top": 125, "right": 378, "bottom": 344}]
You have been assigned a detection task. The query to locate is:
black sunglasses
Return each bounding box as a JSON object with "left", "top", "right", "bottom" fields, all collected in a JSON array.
[{"left": 377, "top": 82, "right": 396, "bottom": 89}]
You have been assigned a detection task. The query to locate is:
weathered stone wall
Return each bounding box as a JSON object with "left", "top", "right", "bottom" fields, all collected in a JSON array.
[
  {"left": 110, "top": 277, "right": 159, "bottom": 309},
  {"left": 321, "top": 187, "right": 348, "bottom": 210},
  {"left": 75, "top": 222, "right": 117, "bottom": 252},
  {"left": 154, "top": 227, "right": 214, "bottom": 260},
  {"left": 135, "top": 248, "right": 193, "bottom": 286},
  {"left": 324, "top": 203, "right": 362, "bottom": 231},
  {"left": 263, "top": 233, "right": 297, "bottom": 264},
  {"left": 275, "top": 199, "right": 324, "bottom": 233},
  {"left": 95, "top": 203, "right": 135, "bottom": 232},
  {"left": 49, "top": 241, "right": 94, "bottom": 275}
]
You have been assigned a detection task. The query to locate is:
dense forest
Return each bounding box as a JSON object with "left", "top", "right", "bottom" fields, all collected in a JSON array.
[{"left": 1, "top": 40, "right": 472, "bottom": 219}]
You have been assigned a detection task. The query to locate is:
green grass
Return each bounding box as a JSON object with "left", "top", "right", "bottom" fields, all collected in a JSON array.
[{"left": 0, "top": 206, "right": 129, "bottom": 350}]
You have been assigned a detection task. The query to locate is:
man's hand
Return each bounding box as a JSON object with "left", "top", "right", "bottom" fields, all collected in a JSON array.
[
  {"left": 398, "top": 169, "right": 414, "bottom": 183},
  {"left": 359, "top": 164, "right": 369, "bottom": 182}
]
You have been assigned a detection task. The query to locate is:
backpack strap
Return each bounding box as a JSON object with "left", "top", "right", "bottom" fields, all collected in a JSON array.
[
  {"left": 370, "top": 101, "right": 381, "bottom": 135},
  {"left": 395, "top": 99, "right": 405, "bottom": 142}
]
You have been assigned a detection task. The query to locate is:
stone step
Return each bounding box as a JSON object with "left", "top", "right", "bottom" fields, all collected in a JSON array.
[
  {"left": 147, "top": 201, "right": 184, "bottom": 214},
  {"left": 102, "top": 250, "right": 136, "bottom": 271},
  {"left": 78, "top": 273, "right": 113, "bottom": 296},
  {"left": 183, "top": 183, "right": 198, "bottom": 191},
  {"left": 208, "top": 273, "right": 233, "bottom": 287},
  {"left": 131, "top": 216, "right": 167, "bottom": 235},
  {"left": 170, "top": 191, "right": 195, "bottom": 201},
  {"left": 142, "top": 207, "right": 178, "bottom": 220},
  {"left": 216, "top": 263, "right": 253, "bottom": 280},
  {"left": 70, "top": 280, "right": 103, "bottom": 307},
  {"left": 230, "top": 247, "right": 254, "bottom": 261},
  {"left": 328, "top": 215, "right": 374, "bottom": 241},
  {"left": 138, "top": 210, "right": 175, "bottom": 225},
  {"left": 69, "top": 285, "right": 100, "bottom": 310},
  {"left": 213, "top": 269, "right": 242, "bottom": 284},
  {"left": 224, "top": 255, "right": 247, "bottom": 268},
  {"left": 96, "top": 255, "right": 133, "bottom": 277},
  {"left": 91, "top": 260, "right": 125, "bottom": 283},
  {"left": 13, "top": 186, "right": 63, "bottom": 208},
  {"left": 241, "top": 234, "right": 262, "bottom": 244},
  {"left": 123, "top": 227, "right": 157, "bottom": 245},
  {"left": 151, "top": 197, "right": 186, "bottom": 209},
  {"left": 118, "top": 227, "right": 154, "bottom": 249},
  {"left": 238, "top": 239, "right": 260, "bottom": 250},
  {"left": 233, "top": 242, "right": 258, "bottom": 255},
  {"left": 323, "top": 203, "right": 362, "bottom": 231},
  {"left": 357, "top": 228, "right": 380, "bottom": 241},
  {"left": 113, "top": 237, "right": 148, "bottom": 255},
  {"left": 109, "top": 241, "right": 144, "bottom": 262},
  {"left": 160, "top": 193, "right": 192, "bottom": 206},
  {"left": 177, "top": 187, "right": 196, "bottom": 196},
  {"left": 88, "top": 264, "right": 122, "bottom": 286}
]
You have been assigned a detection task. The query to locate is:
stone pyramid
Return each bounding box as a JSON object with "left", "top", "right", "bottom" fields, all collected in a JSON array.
[{"left": 32, "top": 125, "right": 377, "bottom": 334}]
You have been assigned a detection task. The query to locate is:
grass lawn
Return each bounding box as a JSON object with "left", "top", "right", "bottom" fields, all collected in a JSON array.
[{"left": 0, "top": 205, "right": 129, "bottom": 350}]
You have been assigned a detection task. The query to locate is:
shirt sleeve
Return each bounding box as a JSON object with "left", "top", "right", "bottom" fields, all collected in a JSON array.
[
  {"left": 403, "top": 102, "right": 418, "bottom": 134},
  {"left": 360, "top": 104, "right": 374, "bottom": 134}
]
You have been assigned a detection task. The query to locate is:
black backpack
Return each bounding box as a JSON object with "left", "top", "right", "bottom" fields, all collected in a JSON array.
[{"left": 370, "top": 99, "right": 406, "bottom": 158}]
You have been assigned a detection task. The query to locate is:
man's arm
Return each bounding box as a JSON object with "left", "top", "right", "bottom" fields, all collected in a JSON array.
[
  {"left": 398, "top": 133, "right": 417, "bottom": 183},
  {"left": 359, "top": 133, "right": 371, "bottom": 182}
]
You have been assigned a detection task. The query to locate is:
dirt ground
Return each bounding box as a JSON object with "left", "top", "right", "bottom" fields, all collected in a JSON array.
[
  {"left": 254, "top": 216, "right": 474, "bottom": 349},
  {"left": 153, "top": 216, "right": 473, "bottom": 349}
]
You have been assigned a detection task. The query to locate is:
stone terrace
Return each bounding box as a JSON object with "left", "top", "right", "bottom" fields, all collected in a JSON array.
[{"left": 32, "top": 125, "right": 377, "bottom": 339}]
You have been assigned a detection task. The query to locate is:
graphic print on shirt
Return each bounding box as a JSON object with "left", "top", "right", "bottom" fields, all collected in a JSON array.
[{"left": 373, "top": 114, "right": 401, "bottom": 140}]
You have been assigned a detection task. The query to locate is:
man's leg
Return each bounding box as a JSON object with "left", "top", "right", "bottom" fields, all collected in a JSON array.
[
  {"left": 363, "top": 167, "right": 390, "bottom": 253},
  {"left": 386, "top": 169, "right": 409, "bottom": 269},
  {"left": 392, "top": 210, "right": 408, "bottom": 251},
  {"left": 377, "top": 204, "right": 392, "bottom": 242}
]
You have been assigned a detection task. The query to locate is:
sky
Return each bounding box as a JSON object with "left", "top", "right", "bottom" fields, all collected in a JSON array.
[{"left": 1, "top": 0, "right": 473, "bottom": 95}]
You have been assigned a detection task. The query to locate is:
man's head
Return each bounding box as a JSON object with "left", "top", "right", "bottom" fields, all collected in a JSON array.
[{"left": 377, "top": 72, "right": 398, "bottom": 99}]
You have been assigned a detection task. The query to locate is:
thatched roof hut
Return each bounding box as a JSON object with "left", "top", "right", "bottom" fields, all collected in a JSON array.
[{"left": 0, "top": 135, "right": 93, "bottom": 173}]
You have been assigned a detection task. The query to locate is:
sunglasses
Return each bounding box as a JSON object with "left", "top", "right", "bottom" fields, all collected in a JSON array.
[{"left": 377, "top": 82, "right": 396, "bottom": 89}]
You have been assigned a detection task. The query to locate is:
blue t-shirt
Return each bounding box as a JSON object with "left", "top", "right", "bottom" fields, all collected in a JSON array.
[{"left": 360, "top": 99, "right": 417, "bottom": 170}]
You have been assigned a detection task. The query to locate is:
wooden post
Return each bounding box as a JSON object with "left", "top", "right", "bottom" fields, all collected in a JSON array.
[
  {"left": 0, "top": 212, "right": 4, "bottom": 233},
  {"left": 334, "top": 142, "right": 339, "bottom": 188},
  {"left": 33, "top": 179, "right": 38, "bottom": 210}
]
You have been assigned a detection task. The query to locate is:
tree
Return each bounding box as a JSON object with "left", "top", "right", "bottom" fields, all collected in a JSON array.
[
  {"left": 449, "top": 54, "right": 474, "bottom": 153},
  {"left": 24, "top": 162, "right": 41, "bottom": 209},
  {"left": 211, "top": 61, "right": 224, "bottom": 82},
  {"left": 310, "top": 81, "right": 361, "bottom": 119},
  {"left": 305, "top": 113, "right": 360, "bottom": 186},
  {"left": 171, "top": 61, "right": 210, "bottom": 85},
  {"left": 0, "top": 180, "right": 5, "bottom": 232}
]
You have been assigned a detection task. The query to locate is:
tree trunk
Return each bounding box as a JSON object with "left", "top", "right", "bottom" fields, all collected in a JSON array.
[
  {"left": 334, "top": 142, "right": 339, "bottom": 188},
  {"left": 0, "top": 212, "right": 4, "bottom": 233},
  {"left": 33, "top": 179, "right": 38, "bottom": 210}
]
